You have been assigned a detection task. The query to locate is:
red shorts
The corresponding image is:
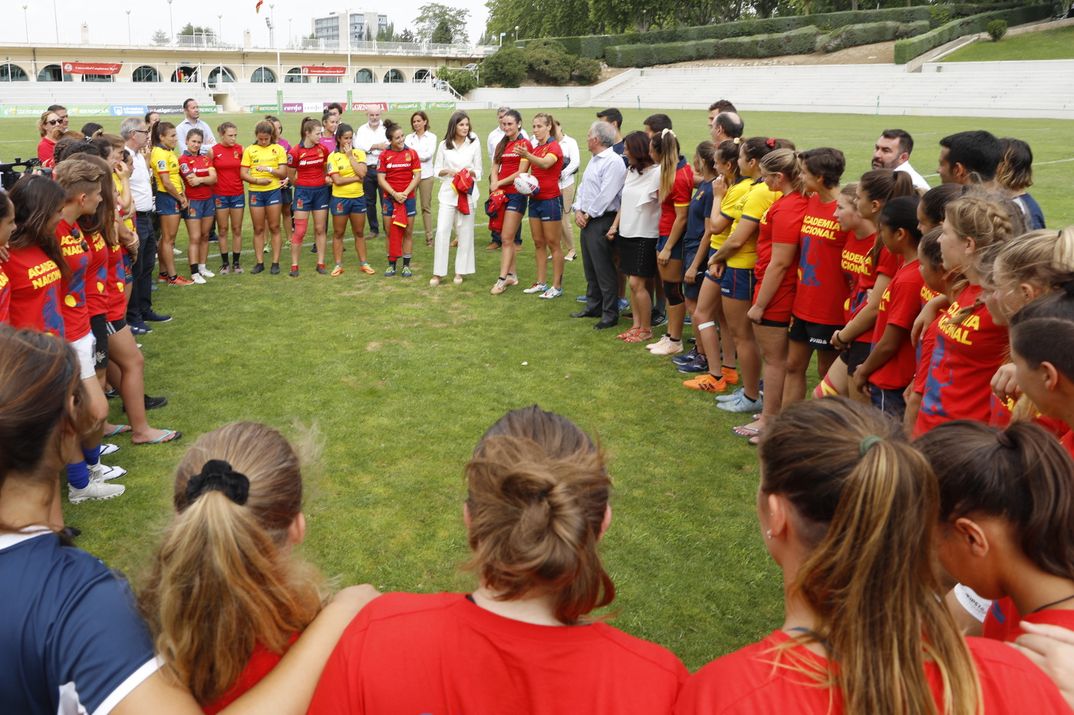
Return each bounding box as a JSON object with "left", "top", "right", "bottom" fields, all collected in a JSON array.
[{"left": 755, "top": 280, "right": 795, "bottom": 325}]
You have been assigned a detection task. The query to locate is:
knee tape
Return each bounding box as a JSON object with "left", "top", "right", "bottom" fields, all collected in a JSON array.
[
  {"left": 813, "top": 374, "right": 839, "bottom": 399},
  {"left": 290, "top": 218, "right": 309, "bottom": 247},
  {"left": 697, "top": 321, "right": 716, "bottom": 331},
  {"left": 663, "top": 280, "right": 684, "bottom": 306}
]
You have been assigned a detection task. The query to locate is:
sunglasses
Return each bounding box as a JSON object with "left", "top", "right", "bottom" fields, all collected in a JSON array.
[{"left": 46, "top": 119, "right": 61, "bottom": 125}]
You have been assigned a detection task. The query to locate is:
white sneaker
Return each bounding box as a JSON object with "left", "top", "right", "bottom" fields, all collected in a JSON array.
[
  {"left": 647, "top": 335, "right": 671, "bottom": 352},
  {"left": 69, "top": 480, "right": 125, "bottom": 503},
  {"left": 172, "top": 246, "right": 182, "bottom": 255},
  {"left": 191, "top": 273, "right": 207, "bottom": 285},
  {"left": 539, "top": 286, "right": 563, "bottom": 299},
  {"left": 90, "top": 463, "right": 127, "bottom": 482},
  {"left": 99, "top": 443, "right": 120, "bottom": 457},
  {"left": 504, "top": 274, "right": 519, "bottom": 287},
  {"left": 199, "top": 267, "right": 215, "bottom": 278},
  {"left": 490, "top": 279, "right": 508, "bottom": 295},
  {"left": 650, "top": 337, "right": 684, "bottom": 356},
  {"left": 523, "top": 282, "right": 549, "bottom": 294}
]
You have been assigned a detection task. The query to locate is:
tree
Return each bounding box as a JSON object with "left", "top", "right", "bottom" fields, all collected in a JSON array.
[
  {"left": 177, "top": 22, "right": 216, "bottom": 43},
  {"left": 376, "top": 23, "right": 396, "bottom": 41},
  {"left": 481, "top": 46, "right": 527, "bottom": 87},
  {"left": 485, "top": 0, "right": 591, "bottom": 41},
  {"left": 399, "top": 28, "right": 416, "bottom": 42},
  {"left": 415, "top": 3, "right": 469, "bottom": 43},
  {"left": 152, "top": 29, "right": 169, "bottom": 45}
]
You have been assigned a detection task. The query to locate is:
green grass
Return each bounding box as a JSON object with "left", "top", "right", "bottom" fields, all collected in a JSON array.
[
  {"left": 942, "top": 25, "right": 1074, "bottom": 62},
  {"left": 7, "top": 107, "right": 1072, "bottom": 671}
]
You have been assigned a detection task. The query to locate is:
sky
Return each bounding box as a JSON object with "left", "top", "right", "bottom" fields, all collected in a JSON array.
[{"left": 1, "top": 0, "right": 490, "bottom": 48}]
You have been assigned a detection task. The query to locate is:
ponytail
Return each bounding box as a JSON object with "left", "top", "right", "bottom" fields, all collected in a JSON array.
[
  {"left": 300, "top": 116, "right": 320, "bottom": 144},
  {"left": 651, "top": 129, "right": 680, "bottom": 201},
  {"left": 989, "top": 227, "right": 1074, "bottom": 300},
  {"left": 859, "top": 169, "right": 915, "bottom": 206},
  {"left": 759, "top": 398, "right": 979, "bottom": 715},
  {"left": 140, "top": 422, "right": 322, "bottom": 706},
  {"left": 876, "top": 195, "right": 922, "bottom": 261},
  {"left": 944, "top": 195, "right": 1015, "bottom": 319},
  {"left": 759, "top": 148, "right": 803, "bottom": 193},
  {"left": 1010, "top": 281, "right": 1074, "bottom": 383},
  {"left": 152, "top": 120, "right": 174, "bottom": 148},
  {"left": 464, "top": 406, "right": 614, "bottom": 626},
  {"left": 493, "top": 109, "right": 523, "bottom": 165}
]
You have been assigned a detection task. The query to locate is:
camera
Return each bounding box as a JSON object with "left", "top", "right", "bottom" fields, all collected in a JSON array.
[{"left": 0, "top": 157, "right": 47, "bottom": 191}]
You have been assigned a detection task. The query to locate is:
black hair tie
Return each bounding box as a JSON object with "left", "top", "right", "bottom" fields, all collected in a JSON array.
[
  {"left": 185, "top": 459, "right": 250, "bottom": 506},
  {"left": 1061, "top": 277, "right": 1074, "bottom": 297}
]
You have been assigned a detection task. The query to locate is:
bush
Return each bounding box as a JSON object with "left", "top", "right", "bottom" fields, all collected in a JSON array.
[
  {"left": 817, "top": 19, "right": 930, "bottom": 53},
  {"left": 606, "top": 26, "right": 821, "bottom": 68},
  {"left": 894, "top": 3, "right": 1052, "bottom": 63},
  {"left": 571, "top": 57, "right": 602, "bottom": 85},
  {"left": 436, "top": 66, "right": 477, "bottom": 95},
  {"left": 481, "top": 46, "right": 527, "bottom": 87},
  {"left": 987, "top": 19, "right": 1008, "bottom": 40},
  {"left": 526, "top": 46, "right": 573, "bottom": 84}
]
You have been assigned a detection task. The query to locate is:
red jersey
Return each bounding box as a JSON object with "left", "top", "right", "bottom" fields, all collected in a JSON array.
[
  {"left": 868, "top": 259, "right": 926, "bottom": 390},
  {"left": 984, "top": 596, "right": 1074, "bottom": 642},
  {"left": 105, "top": 242, "right": 128, "bottom": 322},
  {"left": 308, "top": 592, "right": 687, "bottom": 715},
  {"left": 913, "top": 316, "right": 940, "bottom": 397},
  {"left": 0, "top": 263, "right": 10, "bottom": 324},
  {"left": 210, "top": 143, "right": 244, "bottom": 196},
  {"left": 288, "top": 143, "right": 330, "bottom": 188},
  {"left": 842, "top": 238, "right": 901, "bottom": 344},
  {"left": 674, "top": 629, "right": 1069, "bottom": 715},
  {"left": 496, "top": 138, "right": 530, "bottom": 195},
  {"left": 755, "top": 193, "right": 807, "bottom": 290},
  {"left": 1062, "top": 430, "right": 1074, "bottom": 461},
  {"left": 377, "top": 147, "right": 421, "bottom": 196},
  {"left": 57, "top": 220, "right": 90, "bottom": 341},
  {"left": 529, "top": 139, "right": 563, "bottom": 201},
  {"left": 37, "top": 137, "right": 56, "bottom": 168},
  {"left": 203, "top": 636, "right": 297, "bottom": 715},
  {"left": 179, "top": 152, "right": 214, "bottom": 201},
  {"left": 84, "top": 230, "right": 108, "bottom": 319},
  {"left": 659, "top": 158, "right": 694, "bottom": 237},
  {"left": 5, "top": 244, "right": 64, "bottom": 336},
  {"left": 915, "top": 285, "right": 1009, "bottom": 435},
  {"left": 792, "top": 194, "right": 850, "bottom": 325}
]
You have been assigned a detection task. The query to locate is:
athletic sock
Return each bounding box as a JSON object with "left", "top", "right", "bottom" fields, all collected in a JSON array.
[
  {"left": 403, "top": 254, "right": 411, "bottom": 267},
  {"left": 82, "top": 445, "right": 100, "bottom": 467},
  {"left": 189, "top": 263, "right": 198, "bottom": 275},
  {"left": 232, "top": 252, "right": 241, "bottom": 264},
  {"left": 668, "top": 336, "right": 681, "bottom": 343},
  {"left": 291, "top": 264, "right": 299, "bottom": 271},
  {"left": 66, "top": 461, "right": 90, "bottom": 489},
  {"left": 390, "top": 260, "right": 398, "bottom": 270}
]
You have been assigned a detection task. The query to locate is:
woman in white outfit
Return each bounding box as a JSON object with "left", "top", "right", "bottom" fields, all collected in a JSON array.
[
  {"left": 430, "top": 111, "right": 482, "bottom": 286},
  {"left": 404, "top": 111, "right": 437, "bottom": 246},
  {"left": 555, "top": 121, "right": 580, "bottom": 261}
]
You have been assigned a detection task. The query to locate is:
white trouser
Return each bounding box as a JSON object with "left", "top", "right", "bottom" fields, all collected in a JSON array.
[{"left": 433, "top": 196, "right": 476, "bottom": 277}]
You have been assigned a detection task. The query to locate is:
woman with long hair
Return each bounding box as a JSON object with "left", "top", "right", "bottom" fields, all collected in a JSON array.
[
  {"left": 676, "top": 397, "right": 1069, "bottom": 714},
  {"left": 516, "top": 112, "right": 565, "bottom": 299},
  {"left": 240, "top": 120, "right": 288, "bottom": 275},
  {"left": 404, "top": 110, "right": 437, "bottom": 247},
  {"left": 36, "top": 109, "right": 64, "bottom": 167},
  {"left": 267, "top": 116, "right": 293, "bottom": 238},
  {"left": 998, "top": 137, "right": 1045, "bottom": 230},
  {"left": 430, "top": 110, "right": 482, "bottom": 286},
  {"left": 326, "top": 123, "right": 373, "bottom": 276},
  {"left": 151, "top": 121, "right": 192, "bottom": 286},
  {"left": 179, "top": 128, "right": 217, "bottom": 283},
  {"left": 489, "top": 110, "right": 529, "bottom": 295},
  {"left": 286, "top": 117, "right": 331, "bottom": 276},
  {"left": 309, "top": 406, "right": 687, "bottom": 713},
  {"left": 212, "top": 121, "right": 246, "bottom": 274},
  {"left": 678, "top": 141, "right": 718, "bottom": 359},
  {"left": 376, "top": 120, "right": 422, "bottom": 277}
]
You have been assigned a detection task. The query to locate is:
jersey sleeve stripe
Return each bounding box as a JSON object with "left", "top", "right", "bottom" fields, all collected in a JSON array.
[{"left": 94, "top": 656, "right": 163, "bottom": 715}]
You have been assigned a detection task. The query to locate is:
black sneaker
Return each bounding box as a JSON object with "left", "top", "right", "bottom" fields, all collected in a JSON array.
[
  {"left": 652, "top": 312, "right": 668, "bottom": 327},
  {"left": 270, "top": 263, "right": 280, "bottom": 275},
  {"left": 672, "top": 347, "right": 699, "bottom": 366},
  {"left": 289, "top": 267, "right": 299, "bottom": 277},
  {"left": 251, "top": 263, "right": 265, "bottom": 274},
  {"left": 129, "top": 321, "right": 152, "bottom": 335},
  {"left": 105, "top": 387, "right": 119, "bottom": 399},
  {"left": 316, "top": 265, "right": 327, "bottom": 275},
  {"left": 144, "top": 310, "right": 172, "bottom": 323},
  {"left": 310, "top": 243, "right": 318, "bottom": 253},
  {"left": 144, "top": 395, "right": 168, "bottom": 410},
  {"left": 677, "top": 355, "right": 710, "bottom": 374}
]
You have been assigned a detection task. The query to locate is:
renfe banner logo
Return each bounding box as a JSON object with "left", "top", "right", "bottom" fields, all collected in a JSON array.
[
  {"left": 302, "top": 66, "right": 346, "bottom": 76},
  {"left": 63, "top": 62, "right": 122, "bottom": 75}
]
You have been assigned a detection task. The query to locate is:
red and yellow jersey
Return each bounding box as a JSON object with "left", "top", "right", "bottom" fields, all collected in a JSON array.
[
  {"left": 868, "top": 259, "right": 926, "bottom": 390},
  {"left": 529, "top": 139, "right": 563, "bottom": 201},
  {"left": 915, "top": 284, "right": 1009, "bottom": 434},
  {"left": 0, "top": 262, "right": 10, "bottom": 324},
  {"left": 755, "top": 192, "right": 807, "bottom": 288},
  {"left": 792, "top": 193, "right": 851, "bottom": 325},
  {"left": 105, "top": 241, "right": 128, "bottom": 322},
  {"left": 327, "top": 149, "right": 367, "bottom": 199},
  {"left": 841, "top": 236, "right": 902, "bottom": 344},
  {"left": 113, "top": 173, "right": 135, "bottom": 233},
  {"left": 150, "top": 146, "right": 182, "bottom": 195},
  {"left": 288, "top": 143, "right": 331, "bottom": 188},
  {"left": 211, "top": 143, "right": 245, "bottom": 196},
  {"left": 711, "top": 177, "right": 753, "bottom": 251},
  {"left": 179, "top": 152, "right": 214, "bottom": 201},
  {"left": 241, "top": 143, "right": 287, "bottom": 192},
  {"left": 659, "top": 158, "right": 693, "bottom": 237},
  {"left": 57, "top": 220, "right": 90, "bottom": 341},
  {"left": 5, "top": 244, "right": 64, "bottom": 336},
  {"left": 84, "top": 229, "right": 108, "bottom": 319},
  {"left": 378, "top": 147, "right": 421, "bottom": 196},
  {"left": 496, "top": 138, "right": 530, "bottom": 195}
]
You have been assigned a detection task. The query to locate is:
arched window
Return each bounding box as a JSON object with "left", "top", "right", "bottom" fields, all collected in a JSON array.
[
  {"left": 170, "top": 65, "right": 198, "bottom": 83},
  {"left": 354, "top": 68, "right": 373, "bottom": 83},
  {"left": 207, "top": 66, "right": 236, "bottom": 88},
  {"left": 37, "top": 64, "right": 71, "bottom": 82},
  {"left": 251, "top": 66, "right": 276, "bottom": 83},
  {"left": 132, "top": 65, "right": 160, "bottom": 82},
  {"left": 413, "top": 69, "right": 432, "bottom": 82},
  {"left": 0, "top": 63, "right": 28, "bottom": 82},
  {"left": 284, "top": 67, "right": 308, "bottom": 84},
  {"left": 383, "top": 68, "right": 405, "bottom": 83},
  {"left": 81, "top": 73, "right": 114, "bottom": 83}
]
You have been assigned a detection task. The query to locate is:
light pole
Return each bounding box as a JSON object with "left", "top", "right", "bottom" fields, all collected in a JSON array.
[
  {"left": 514, "top": 25, "right": 519, "bottom": 42},
  {"left": 21, "top": 5, "right": 28, "bottom": 44},
  {"left": 217, "top": 14, "right": 222, "bottom": 46},
  {"left": 498, "top": 32, "right": 504, "bottom": 47},
  {"left": 167, "top": 0, "right": 174, "bottom": 45},
  {"left": 270, "top": 4, "right": 276, "bottom": 49},
  {"left": 126, "top": 10, "right": 132, "bottom": 45},
  {"left": 288, "top": 18, "right": 292, "bottom": 48},
  {"left": 52, "top": 0, "right": 59, "bottom": 44}
]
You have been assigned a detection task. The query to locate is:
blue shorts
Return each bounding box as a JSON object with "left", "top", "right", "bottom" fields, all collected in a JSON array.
[
  {"left": 505, "top": 193, "right": 528, "bottom": 214},
  {"left": 869, "top": 384, "right": 907, "bottom": 420},
  {"left": 294, "top": 185, "right": 331, "bottom": 213},
  {"left": 249, "top": 188, "right": 282, "bottom": 208},
  {"left": 382, "top": 194, "right": 417, "bottom": 217},
  {"left": 214, "top": 194, "right": 245, "bottom": 210},
  {"left": 720, "top": 266, "right": 756, "bottom": 301},
  {"left": 331, "top": 196, "right": 367, "bottom": 216},
  {"left": 185, "top": 198, "right": 215, "bottom": 220},
  {"left": 657, "top": 234, "right": 684, "bottom": 261},
  {"left": 528, "top": 197, "right": 562, "bottom": 222},
  {"left": 155, "top": 192, "right": 181, "bottom": 216},
  {"left": 682, "top": 240, "right": 703, "bottom": 300},
  {"left": 280, "top": 185, "right": 293, "bottom": 207}
]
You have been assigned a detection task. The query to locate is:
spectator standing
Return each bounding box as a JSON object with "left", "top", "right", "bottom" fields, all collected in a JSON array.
[
  {"left": 555, "top": 121, "right": 580, "bottom": 261},
  {"left": 871, "top": 129, "right": 929, "bottom": 192},
  {"left": 404, "top": 111, "right": 437, "bottom": 246},
  {"left": 175, "top": 99, "right": 217, "bottom": 150},
  {"left": 122, "top": 117, "right": 170, "bottom": 335},
  {"left": 36, "top": 111, "right": 64, "bottom": 168},
  {"left": 355, "top": 109, "right": 388, "bottom": 238}
]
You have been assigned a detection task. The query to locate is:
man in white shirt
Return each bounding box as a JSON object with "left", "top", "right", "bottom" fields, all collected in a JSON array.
[
  {"left": 355, "top": 109, "right": 389, "bottom": 237},
  {"left": 175, "top": 99, "right": 216, "bottom": 151},
  {"left": 872, "top": 129, "right": 929, "bottom": 192},
  {"left": 121, "top": 117, "right": 170, "bottom": 332}
]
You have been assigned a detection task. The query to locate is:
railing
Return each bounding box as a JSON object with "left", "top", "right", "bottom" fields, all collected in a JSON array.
[{"left": 0, "top": 38, "right": 496, "bottom": 58}]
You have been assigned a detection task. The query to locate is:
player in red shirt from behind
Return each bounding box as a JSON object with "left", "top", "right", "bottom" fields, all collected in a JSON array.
[
  {"left": 674, "top": 398, "right": 1069, "bottom": 715},
  {"left": 376, "top": 120, "right": 422, "bottom": 277},
  {"left": 309, "top": 406, "right": 687, "bottom": 715}
]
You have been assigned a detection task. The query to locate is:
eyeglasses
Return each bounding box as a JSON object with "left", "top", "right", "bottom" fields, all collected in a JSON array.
[
  {"left": 133, "top": 129, "right": 149, "bottom": 134},
  {"left": 46, "top": 119, "right": 61, "bottom": 125}
]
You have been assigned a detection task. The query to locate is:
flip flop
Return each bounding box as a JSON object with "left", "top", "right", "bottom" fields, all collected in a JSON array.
[
  {"left": 104, "top": 424, "right": 132, "bottom": 437},
  {"left": 133, "top": 429, "right": 182, "bottom": 445},
  {"left": 732, "top": 424, "right": 762, "bottom": 438},
  {"left": 748, "top": 434, "right": 762, "bottom": 446}
]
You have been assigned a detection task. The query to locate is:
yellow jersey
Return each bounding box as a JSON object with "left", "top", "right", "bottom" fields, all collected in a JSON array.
[
  {"left": 327, "top": 149, "right": 368, "bottom": 199},
  {"left": 113, "top": 173, "right": 135, "bottom": 232},
  {"left": 728, "top": 181, "right": 781, "bottom": 270},
  {"left": 241, "top": 143, "right": 288, "bottom": 192},
  {"left": 709, "top": 177, "right": 753, "bottom": 251},
  {"left": 150, "top": 146, "right": 181, "bottom": 196}
]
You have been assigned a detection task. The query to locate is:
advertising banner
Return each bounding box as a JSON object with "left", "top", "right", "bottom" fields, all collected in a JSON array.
[
  {"left": 147, "top": 104, "right": 184, "bottom": 114},
  {"left": 282, "top": 102, "right": 304, "bottom": 113},
  {"left": 109, "top": 105, "right": 148, "bottom": 117},
  {"left": 249, "top": 104, "right": 280, "bottom": 113},
  {"left": 390, "top": 102, "right": 421, "bottom": 111},
  {"left": 63, "top": 62, "right": 121, "bottom": 75},
  {"left": 350, "top": 102, "right": 387, "bottom": 112},
  {"left": 302, "top": 65, "right": 346, "bottom": 76},
  {"left": 423, "top": 101, "right": 457, "bottom": 110}
]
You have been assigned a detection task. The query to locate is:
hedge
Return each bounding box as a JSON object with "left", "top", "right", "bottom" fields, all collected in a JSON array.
[
  {"left": 893, "top": 3, "right": 1054, "bottom": 63},
  {"left": 817, "top": 19, "right": 930, "bottom": 53},
  {"left": 520, "top": 2, "right": 1022, "bottom": 60},
  {"left": 606, "top": 26, "right": 821, "bottom": 68}
]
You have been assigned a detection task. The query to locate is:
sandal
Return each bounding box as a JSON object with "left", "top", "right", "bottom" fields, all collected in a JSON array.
[
  {"left": 617, "top": 327, "right": 640, "bottom": 340},
  {"left": 133, "top": 429, "right": 182, "bottom": 445},
  {"left": 104, "top": 424, "right": 132, "bottom": 437},
  {"left": 622, "top": 329, "right": 653, "bottom": 344}
]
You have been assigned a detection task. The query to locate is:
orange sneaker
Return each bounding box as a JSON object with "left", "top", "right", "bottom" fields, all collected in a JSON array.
[
  {"left": 331, "top": 264, "right": 344, "bottom": 277},
  {"left": 359, "top": 262, "right": 376, "bottom": 275},
  {"left": 168, "top": 275, "right": 194, "bottom": 286},
  {"left": 683, "top": 373, "right": 728, "bottom": 392},
  {"left": 721, "top": 366, "right": 740, "bottom": 385}
]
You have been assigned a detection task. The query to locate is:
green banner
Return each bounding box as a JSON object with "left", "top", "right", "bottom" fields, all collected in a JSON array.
[
  {"left": 1, "top": 103, "right": 110, "bottom": 117},
  {"left": 248, "top": 104, "right": 279, "bottom": 113},
  {"left": 423, "top": 101, "right": 457, "bottom": 110},
  {"left": 389, "top": 102, "right": 422, "bottom": 111}
]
